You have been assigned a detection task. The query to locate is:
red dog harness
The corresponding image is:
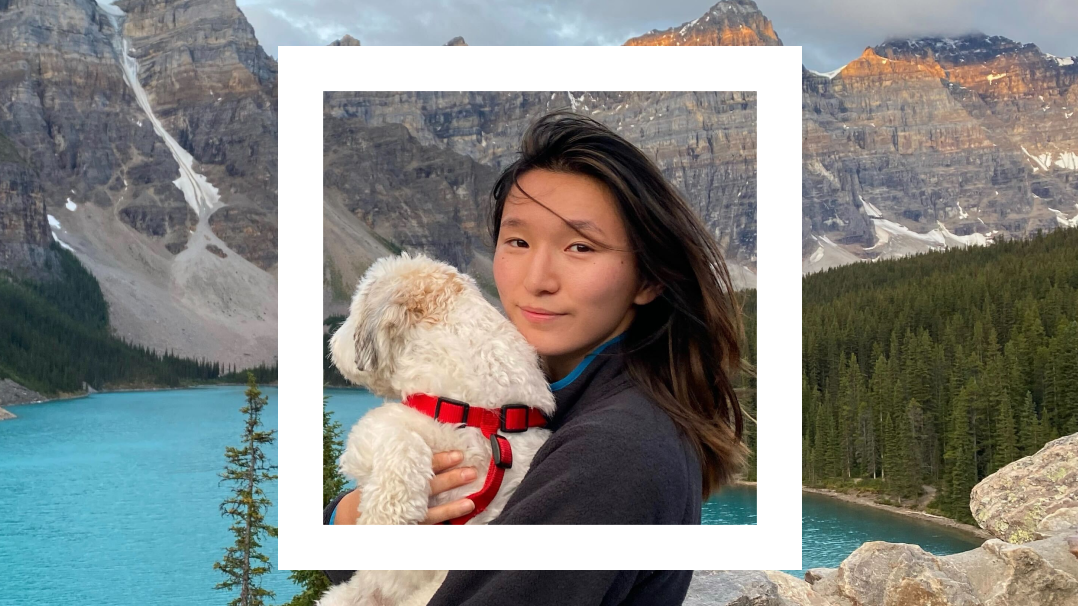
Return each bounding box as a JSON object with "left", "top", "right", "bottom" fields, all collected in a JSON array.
[{"left": 403, "top": 393, "right": 549, "bottom": 524}]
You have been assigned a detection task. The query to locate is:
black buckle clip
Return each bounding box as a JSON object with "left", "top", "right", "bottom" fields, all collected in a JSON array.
[
  {"left": 435, "top": 396, "right": 470, "bottom": 424},
  {"left": 490, "top": 434, "right": 512, "bottom": 470},
  {"left": 499, "top": 403, "right": 530, "bottom": 433}
]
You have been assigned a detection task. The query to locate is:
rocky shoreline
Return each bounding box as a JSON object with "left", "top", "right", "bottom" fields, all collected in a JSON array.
[
  {"left": 690, "top": 432, "right": 1078, "bottom": 605},
  {"left": 0, "top": 379, "right": 46, "bottom": 420},
  {"left": 801, "top": 486, "right": 993, "bottom": 540}
]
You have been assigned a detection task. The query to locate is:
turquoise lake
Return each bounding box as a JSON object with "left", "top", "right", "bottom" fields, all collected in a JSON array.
[{"left": 0, "top": 387, "right": 985, "bottom": 605}]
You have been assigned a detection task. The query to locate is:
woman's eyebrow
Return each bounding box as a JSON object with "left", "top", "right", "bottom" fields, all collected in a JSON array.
[
  {"left": 566, "top": 219, "right": 605, "bottom": 237},
  {"left": 501, "top": 216, "right": 606, "bottom": 237}
]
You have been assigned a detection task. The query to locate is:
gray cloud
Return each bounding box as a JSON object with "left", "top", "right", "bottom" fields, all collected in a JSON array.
[{"left": 239, "top": 0, "right": 1078, "bottom": 70}]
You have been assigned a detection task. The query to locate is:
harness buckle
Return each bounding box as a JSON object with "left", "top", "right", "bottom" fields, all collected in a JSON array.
[
  {"left": 490, "top": 434, "right": 513, "bottom": 470},
  {"left": 499, "top": 403, "right": 530, "bottom": 433},
  {"left": 435, "top": 396, "right": 470, "bottom": 424}
]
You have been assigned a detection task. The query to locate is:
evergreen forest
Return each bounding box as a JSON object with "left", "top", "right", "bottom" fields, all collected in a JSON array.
[
  {"left": 0, "top": 243, "right": 277, "bottom": 395},
  {"left": 802, "top": 226, "right": 1078, "bottom": 523}
]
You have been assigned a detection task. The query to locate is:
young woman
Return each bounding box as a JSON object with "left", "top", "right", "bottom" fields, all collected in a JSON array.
[{"left": 325, "top": 110, "right": 750, "bottom": 605}]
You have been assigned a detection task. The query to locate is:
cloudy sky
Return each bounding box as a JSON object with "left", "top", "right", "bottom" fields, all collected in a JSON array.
[{"left": 237, "top": 0, "right": 1078, "bottom": 71}]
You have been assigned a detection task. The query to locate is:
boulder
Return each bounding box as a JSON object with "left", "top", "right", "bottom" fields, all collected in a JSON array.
[
  {"left": 971, "top": 433, "right": 1078, "bottom": 543},
  {"left": 808, "top": 542, "right": 980, "bottom": 606},
  {"left": 685, "top": 570, "right": 832, "bottom": 605},
  {"left": 948, "top": 536, "right": 1078, "bottom": 606}
]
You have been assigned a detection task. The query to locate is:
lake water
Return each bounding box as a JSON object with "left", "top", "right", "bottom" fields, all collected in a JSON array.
[{"left": 0, "top": 387, "right": 985, "bottom": 605}]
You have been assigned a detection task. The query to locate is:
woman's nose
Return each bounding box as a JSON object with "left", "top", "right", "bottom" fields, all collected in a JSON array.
[{"left": 523, "top": 247, "right": 559, "bottom": 295}]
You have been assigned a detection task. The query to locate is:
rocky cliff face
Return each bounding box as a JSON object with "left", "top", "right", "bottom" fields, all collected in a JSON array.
[
  {"left": 0, "top": 0, "right": 277, "bottom": 366},
  {"left": 116, "top": 0, "right": 278, "bottom": 271},
  {"left": 803, "top": 35, "right": 1078, "bottom": 273},
  {"left": 0, "top": 0, "right": 191, "bottom": 251},
  {"left": 323, "top": 90, "right": 758, "bottom": 313},
  {"left": 624, "top": 0, "right": 781, "bottom": 47},
  {"left": 690, "top": 432, "right": 1078, "bottom": 605},
  {"left": 0, "top": 132, "right": 60, "bottom": 280}
]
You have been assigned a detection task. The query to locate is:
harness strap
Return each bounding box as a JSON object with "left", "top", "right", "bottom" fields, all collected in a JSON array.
[{"left": 402, "top": 393, "right": 547, "bottom": 524}]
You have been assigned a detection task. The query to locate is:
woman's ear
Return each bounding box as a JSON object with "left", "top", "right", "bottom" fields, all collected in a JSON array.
[{"left": 634, "top": 279, "right": 663, "bottom": 306}]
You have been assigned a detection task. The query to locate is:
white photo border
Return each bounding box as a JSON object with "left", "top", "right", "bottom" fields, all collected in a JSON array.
[{"left": 279, "top": 45, "right": 802, "bottom": 571}]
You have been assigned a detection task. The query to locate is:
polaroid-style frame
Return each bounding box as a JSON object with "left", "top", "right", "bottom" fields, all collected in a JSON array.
[{"left": 278, "top": 45, "right": 802, "bottom": 571}]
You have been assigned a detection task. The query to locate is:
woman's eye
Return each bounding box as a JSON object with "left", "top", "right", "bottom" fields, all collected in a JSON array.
[
  {"left": 568, "top": 243, "right": 593, "bottom": 253},
  {"left": 505, "top": 238, "right": 527, "bottom": 248}
]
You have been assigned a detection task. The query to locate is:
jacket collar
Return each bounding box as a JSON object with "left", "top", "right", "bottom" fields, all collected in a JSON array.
[{"left": 546, "top": 332, "right": 632, "bottom": 430}]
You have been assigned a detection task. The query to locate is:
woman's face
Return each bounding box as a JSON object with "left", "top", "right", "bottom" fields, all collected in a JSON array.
[{"left": 493, "top": 168, "right": 660, "bottom": 381}]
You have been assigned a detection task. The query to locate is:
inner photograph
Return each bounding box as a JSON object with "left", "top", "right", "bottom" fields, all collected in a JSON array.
[{"left": 320, "top": 91, "right": 759, "bottom": 535}]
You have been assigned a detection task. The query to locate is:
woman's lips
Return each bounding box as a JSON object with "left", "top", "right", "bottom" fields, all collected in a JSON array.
[{"left": 520, "top": 306, "right": 565, "bottom": 323}]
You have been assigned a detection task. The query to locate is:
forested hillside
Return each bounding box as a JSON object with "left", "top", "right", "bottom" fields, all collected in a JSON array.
[
  {"left": 0, "top": 244, "right": 273, "bottom": 395},
  {"left": 803, "top": 227, "right": 1078, "bottom": 522}
]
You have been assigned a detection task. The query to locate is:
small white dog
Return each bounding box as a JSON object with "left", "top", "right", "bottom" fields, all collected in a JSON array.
[{"left": 320, "top": 252, "right": 555, "bottom": 606}]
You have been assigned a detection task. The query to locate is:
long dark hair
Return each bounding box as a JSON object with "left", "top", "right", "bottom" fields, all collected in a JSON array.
[{"left": 488, "top": 109, "right": 749, "bottom": 497}]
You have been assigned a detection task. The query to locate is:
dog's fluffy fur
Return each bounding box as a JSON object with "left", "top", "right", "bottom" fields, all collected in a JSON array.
[{"left": 319, "top": 252, "right": 555, "bottom": 606}]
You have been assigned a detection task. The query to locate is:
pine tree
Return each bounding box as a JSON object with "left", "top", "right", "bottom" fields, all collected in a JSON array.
[
  {"left": 1017, "top": 391, "right": 1038, "bottom": 456},
  {"left": 882, "top": 409, "right": 907, "bottom": 495},
  {"left": 991, "top": 390, "right": 1017, "bottom": 473},
  {"left": 899, "top": 398, "right": 922, "bottom": 498},
  {"left": 214, "top": 373, "right": 278, "bottom": 606},
  {"left": 285, "top": 396, "right": 349, "bottom": 606},
  {"left": 943, "top": 379, "right": 978, "bottom": 523}
]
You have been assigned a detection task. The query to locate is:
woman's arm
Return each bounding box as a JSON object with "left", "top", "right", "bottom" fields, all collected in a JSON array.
[
  {"left": 325, "top": 450, "right": 479, "bottom": 525},
  {"left": 321, "top": 450, "right": 480, "bottom": 586}
]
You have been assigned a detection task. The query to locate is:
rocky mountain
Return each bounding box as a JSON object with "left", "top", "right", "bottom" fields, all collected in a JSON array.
[
  {"left": 322, "top": 0, "right": 1078, "bottom": 289},
  {"left": 688, "top": 432, "right": 1078, "bottom": 606},
  {"left": 329, "top": 33, "right": 360, "bottom": 47},
  {"left": 323, "top": 90, "right": 758, "bottom": 315},
  {"left": 803, "top": 35, "right": 1078, "bottom": 273},
  {"left": 0, "top": 132, "right": 59, "bottom": 281},
  {"left": 0, "top": 0, "right": 277, "bottom": 367},
  {"left": 117, "top": 0, "right": 279, "bottom": 272},
  {"left": 624, "top": 0, "right": 781, "bottom": 47}
]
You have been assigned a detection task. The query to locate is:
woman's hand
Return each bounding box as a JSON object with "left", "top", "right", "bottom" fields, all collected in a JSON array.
[
  {"left": 332, "top": 450, "right": 476, "bottom": 525},
  {"left": 423, "top": 450, "right": 478, "bottom": 523}
]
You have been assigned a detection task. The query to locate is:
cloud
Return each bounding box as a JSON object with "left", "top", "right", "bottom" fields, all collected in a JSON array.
[{"left": 238, "top": 0, "right": 1078, "bottom": 70}]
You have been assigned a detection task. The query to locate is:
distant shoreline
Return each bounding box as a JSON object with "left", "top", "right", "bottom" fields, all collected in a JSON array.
[
  {"left": 801, "top": 486, "right": 992, "bottom": 540},
  {"left": 3, "top": 382, "right": 277, "bottom": 407},
  {"left": 729, "top": 480, "right": 990, "bottom": 539}
]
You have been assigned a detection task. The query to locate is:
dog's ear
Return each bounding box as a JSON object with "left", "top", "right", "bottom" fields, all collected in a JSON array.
[
  {"left": 352, "top": 291, "right": 411, "bottom": 373},
  {"left": 333, "top": 257, "right": 467, "bottom": 383}
]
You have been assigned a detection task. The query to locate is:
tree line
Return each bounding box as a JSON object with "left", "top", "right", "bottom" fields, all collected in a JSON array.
[
  {"left": 0, "top": 243, "right": 276, "bottom": 395},
  {"left": 802, "top": 226, "right": 1078, "bottom": 522}
]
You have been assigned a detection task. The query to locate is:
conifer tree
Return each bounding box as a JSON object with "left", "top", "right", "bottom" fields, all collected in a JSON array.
[
  {"left": 899, "top": 398, "right": 923, "bottom": 498},
  {"left": 991, "top": 390, "right": 1017, "bottom": 474},
  {"left": 944, "top": 380, "right": 978, "bottom": 523},
  {"left": 1017, "top": 391, "right": 1039, "bottom": 456},
  {"left": 882, "top": 409, "right": 906, "bottom": 495},
  {"left": 214, "top": 373, "right": 278, "bottom": 606}
]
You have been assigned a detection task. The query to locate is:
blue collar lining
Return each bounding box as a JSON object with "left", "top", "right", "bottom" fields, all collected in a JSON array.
[{"left": 549, "top": 332, "right": 626, "bottom": 392}]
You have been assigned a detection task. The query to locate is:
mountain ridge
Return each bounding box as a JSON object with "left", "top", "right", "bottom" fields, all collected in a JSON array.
[{"left": 0, "top": 0, "right": 277, "bottom": 366}]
